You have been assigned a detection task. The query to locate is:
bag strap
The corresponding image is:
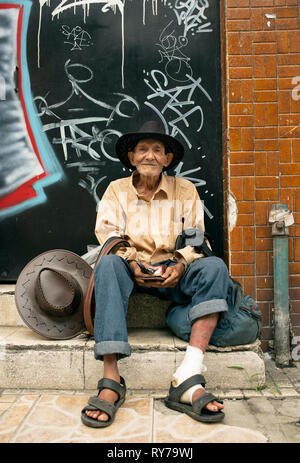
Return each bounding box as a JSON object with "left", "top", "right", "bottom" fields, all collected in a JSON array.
[{"left": 83, "top": 237, "right": 130, "bottom": 335}]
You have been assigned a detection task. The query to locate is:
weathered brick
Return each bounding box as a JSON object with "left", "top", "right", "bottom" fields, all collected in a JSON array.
[
  {"left": 278, "top": 91, "right": 291, "bottom": 113},
  {"left": 277, "top": 18, "right": 299, "bottom": 29},
  {"left": 253, "top": 56, "right": 266, "bottom": 77},
  {"left": 243, "top": 226, "right": 255, "bottom": 249},
  {"left": 267, "top": 152, "right": 280, "bottom": 175},
  {"left": 280, "top": 139, "right": 292, "bottom": 162},
  {"left": 265, "top": 56, "right": 277, "bottom": 76},
  {"left": 278, "top": 65, "right": 300, "bottom": 78},
  {"left": 256, "top": 226, "right": 272, "bottom": 238},
  {"left": 257, "top": 276, "right": 273, "bottom": 288},
  {"left": 229, "top": 128, "right": 242, "bottom": 150},
  {"left": 255, "top": 139, "right": 279, "bottom": 150},
  {"left": 256, "top": 189, "right": 279, "bottom": 200},
  {"left": 229, "top": 67, "right": 253, "bottom": 79},
  {"left": 230, "top": 115, "right": 254, "bottom": 126},
  {"left": 240, "top": 32, "right": 253, "bottom": 54},
  {"left": 254, "top": 79, "right": 277, "bottom": 90},
  {"left": 230, "top": 152, "right": 254, "bottom": 164},
  {"left": 243, "top": 176, "right": 255, "bottom": 200},
  {"left": 231, "top": 263, "right": 255, "bottom": 276},
  {"left": 243, "top": 277, "right": 256, "bottom": 298},
  {"left": 229, "top": 80, "right": 241, "bottom": 102},
  {"left": 227, "top": 8, "right": 250, "bottom": 19},
  {"left": 228, "top": 32, "right": 240, "bottom": 55},
  {"left": 292, "top": 139, "right": 300, "bottom": 162},
  {"left": 255, "top": 127, "right": 278, "bottom": 139},
  {"left": 289, "top": 31, "right": 300, "bottom": 53},
  {"left": 279, "top": 114, "right": 300, "bottom": 126},
  {"left": 242, "top": 128, "right": 255, "bottom": 150},
  {"left": 256, "top": 176, "right": 279, "bottom": 188},
  {"left": 256, "top": 251, "right": 269, "bottom": 275},
  {"left": 255, "top": 90, "right": 278, "bottom": 102},
  {"left": 281, "top": 176, "right": 300, "bottom": 187},
  {"left": 252, "top": 31, "right": 276, "bottom": 42},
  {"left": 251, "top": 7, "right": 264, "bottom": 30},
  {"left": 229, "top": 55, "right": 252, "bottom": 67},
  {"left": 241, "top": 80, "right": 254, "bottom": 102},
  {"left": 277, "top": 31, "right": 289, "bottom": 53},
  {"left": 280, "top": 164, "right": 300, "bottom": 175},
  {"left": 256, "top": 238, "right": 273, "bottom": 251},
  {"left": 228, "top": 19, "right": 251, "bottom": 31},
  {"left": 266, "top": 103, "right": 278, "bottom": 126},
  {"left": 255, "top": 152, "right": 268, "bottom": 176},
  {"left": 254, "top": 103, "right": 266, "bottom": 125},
  {"left": 230, "top": 163, "right": 254, "bottom": 176},
  {"left": 278, "top": 55, "right": 300, "bottom": 65},
  {"left": 279, "top": 126, "right": 300, "bottom": 138},
  {"left": 276, "top": 7, "right": 299, "bottom": 17},
  {"left": 237, "top": 200, "right": 255, "bottom": 213},
  {"left": 230, "top": 227, "right": 243, "bottom": 250},
  {"left": 229, "top": 103, "right": 253, "bottom": 115},
  {"left": 253, "top": 43, "right": 277, "bottom": 54}
]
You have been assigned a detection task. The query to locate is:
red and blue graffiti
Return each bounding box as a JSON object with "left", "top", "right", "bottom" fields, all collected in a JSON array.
[{"left": 0, "top": 0, "right": 63, "bottom": 219}]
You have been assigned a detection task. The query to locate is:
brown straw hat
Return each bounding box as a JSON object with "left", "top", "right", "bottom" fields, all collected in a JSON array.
[{"left": 15, "top": 249, "right": 93, "bottom": 340}]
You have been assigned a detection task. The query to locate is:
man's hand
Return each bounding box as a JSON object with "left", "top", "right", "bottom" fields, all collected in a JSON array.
[{"left": 129, "top": 261, "right": 186, "bottom": 288}]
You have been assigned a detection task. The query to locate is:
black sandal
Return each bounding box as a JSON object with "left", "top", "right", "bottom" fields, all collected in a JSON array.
[
  {"left": 164, "top": 374, "right": 224, "bottom": 423},
  {"left": 81, "top": 376, "right": 126, "bottom": 428}
]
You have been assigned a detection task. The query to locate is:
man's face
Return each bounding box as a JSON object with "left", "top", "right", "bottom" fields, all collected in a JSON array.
[{"left": 128, "top": 138, "right": 173, "bottom": 177}]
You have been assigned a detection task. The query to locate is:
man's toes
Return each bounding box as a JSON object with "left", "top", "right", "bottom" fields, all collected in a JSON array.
[
  {"left": 97, "top": 412, "right": 109, "bottom": 421},
  {"left": 206, "top": 401, "right": 224, "bottom": 412},
  {"left": 206, "top": 402, "right": 219, "bottom": 412}
]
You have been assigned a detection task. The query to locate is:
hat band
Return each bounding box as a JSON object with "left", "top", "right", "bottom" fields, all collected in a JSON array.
[{"left": 35, "top": 267, "right": 82, "bottom": 317}]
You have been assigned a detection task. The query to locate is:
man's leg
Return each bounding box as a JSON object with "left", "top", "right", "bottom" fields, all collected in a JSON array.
[
  {"left": 187, "top": 314, "right": 224, "bottom": 412},
  {"left": 86, "top": 255, "right": 135, "bottom": 422},
  {"left": 164, "top": 257, "right": 229, "bottom": 413}
]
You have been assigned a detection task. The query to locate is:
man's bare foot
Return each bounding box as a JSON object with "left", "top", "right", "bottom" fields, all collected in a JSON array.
[
  {"left": 85, "top": 377, "right": 120, "bottom": 422},
  {"left": 192, "top": 387, "right": 224, "bottom": 412}
]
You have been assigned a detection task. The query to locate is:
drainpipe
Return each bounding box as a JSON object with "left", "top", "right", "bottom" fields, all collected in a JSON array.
[{"left": 269, "top": 204, "right": 294, "bottom": 367}]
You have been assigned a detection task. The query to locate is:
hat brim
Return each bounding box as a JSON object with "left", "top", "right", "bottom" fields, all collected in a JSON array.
[
  {"left": 15, "top": 250, "right": 93, "bottom": 340},
  {"left": 115, "top": 132, "right": 184, "bottom": 171}
]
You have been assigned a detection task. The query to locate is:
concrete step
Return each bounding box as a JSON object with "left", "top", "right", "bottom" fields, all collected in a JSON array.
[
  {"left": 0, "top": 284, "right": 266, "bottom": 392},
  {"left": 0, "top": 326, "right": 265, "bottom": 392}
]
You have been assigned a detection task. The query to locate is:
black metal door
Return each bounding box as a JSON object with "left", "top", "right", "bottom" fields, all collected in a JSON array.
[{"left": 0, "top": 0, "right": 223, "bottom": 280}]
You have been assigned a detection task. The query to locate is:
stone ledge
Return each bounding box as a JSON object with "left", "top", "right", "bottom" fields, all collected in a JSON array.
[
  {"left": 0, "top": 326, "right": 262, "bottom": 354},
  {"left": 0, "top": 326, "right": 265, "bottom": 391}
]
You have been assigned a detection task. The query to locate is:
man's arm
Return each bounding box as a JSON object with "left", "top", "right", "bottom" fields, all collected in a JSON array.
[
  {"left": 173, "top": 182, "right": 206, "bottom": 266},
  {"left": 95, "top": 182, "right": 138, "bottom": 261}
]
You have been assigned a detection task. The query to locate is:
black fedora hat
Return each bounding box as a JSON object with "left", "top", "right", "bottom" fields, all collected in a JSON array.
[
  {"left": 15, "top": 249, "right": 93, "bottom": 340},
  {"left": 115, "top": 120, "right": 184, "bottom": 171}
]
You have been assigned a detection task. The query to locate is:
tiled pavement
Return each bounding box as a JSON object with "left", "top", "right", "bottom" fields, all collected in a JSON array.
[{"left": 0, "top": 355, "right": 300, "bottom": 444}]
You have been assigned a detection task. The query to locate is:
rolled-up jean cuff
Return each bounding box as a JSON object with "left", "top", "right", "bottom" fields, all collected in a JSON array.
[
  {"left": 94, "top": 341, "right": 131, "bottom": 361},
  {"left": 188, "top": 299, "right": 228, "bottom": 324}
]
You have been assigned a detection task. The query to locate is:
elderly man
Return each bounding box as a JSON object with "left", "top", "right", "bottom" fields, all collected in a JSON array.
[{"left": 81, "top": 121, "right": 229, "bottom": 428}]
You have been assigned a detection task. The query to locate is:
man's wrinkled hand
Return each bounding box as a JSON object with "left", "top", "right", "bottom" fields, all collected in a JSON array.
[{"left": 129, "top": 261, "right": 185, "bottom": 288}]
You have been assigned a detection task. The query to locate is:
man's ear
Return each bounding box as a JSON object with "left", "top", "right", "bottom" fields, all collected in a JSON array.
[
  {"left": 128, "top": 151, "right": 135, "bottom": 166},
  {"left": 164, "top": 152, "right": 174, "bottom": 167}
]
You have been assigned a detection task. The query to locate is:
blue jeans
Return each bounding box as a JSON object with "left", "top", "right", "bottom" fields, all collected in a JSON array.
[{"left": 93, "top": 255, "right": 229, "bottom": 361}]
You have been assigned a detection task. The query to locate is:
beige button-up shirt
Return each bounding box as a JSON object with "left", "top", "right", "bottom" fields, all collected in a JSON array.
[{"left": 95, "top": 171, "right": 206, "bottom": 265}]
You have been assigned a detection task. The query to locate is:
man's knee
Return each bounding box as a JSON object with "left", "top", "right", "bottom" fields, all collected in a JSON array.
[
  {"left": 191, "top": 256, "right": 228, "bottom": 280},
  {"left": 94, "top": 254, "right": 126, "bottom": 279}
]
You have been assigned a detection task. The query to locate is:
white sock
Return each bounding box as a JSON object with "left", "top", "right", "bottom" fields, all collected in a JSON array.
[{"left": 172, "top": 345, "right": 207, "bottom": 404}]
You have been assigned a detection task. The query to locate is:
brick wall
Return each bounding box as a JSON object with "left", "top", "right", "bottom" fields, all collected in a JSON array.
[{"left": 222, "top": 0, "right": 300, "bottom": 350}]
